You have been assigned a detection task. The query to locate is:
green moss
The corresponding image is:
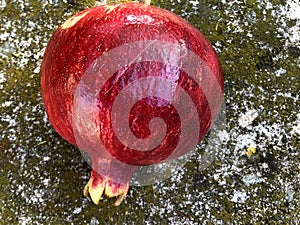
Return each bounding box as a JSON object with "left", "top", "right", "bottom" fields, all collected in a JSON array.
[{"left": 67, "top": 0, "right": 96, "bottom": 9}]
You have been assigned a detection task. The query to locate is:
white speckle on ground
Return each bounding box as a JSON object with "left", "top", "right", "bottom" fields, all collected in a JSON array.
[
  {"left": 285, "top": 187, "right": 295, "bottom": 202},
  {"left": 31, "top": 189, "right": 45, "bottom": 204},
  {"left": 0, "top": 72, "right": 5, "bottom": 83},
  {"left": 1, "top": 100, "right": 14, "bottom": 107},
  {"left": 43, "top": 156, "right": 51, "bottom": 161},
  {"left": 0, "top": 1, "right": 6, "bottom": 9},
  {"left": 73, "top": 207, "right": 82, "bottom": 214},
  {"left": 274, "top": 68, "right": 287, "bottom": 77},
  {"left": 90, "top": 217, "right": 100, "bottom": 225},
  {"left": 287, "top": 0, "right": 300, "bottom": 42},
  {"left": 231, "top": 190, "right": 248, "bottom": 203},
  {"left": 238, "top": 109, "right": 262, "bottom": 128},
  {"left": 235, "top": 134, "right": 257, "bottom": 151},
  {"left": 243, "top": 174, "right": 264, "bottom": 186},
  {"left": 42, "top": 178, "right": 50, "bottom": 186},
  {"left": 2, "top": 114, "right": 17, "bottom": 127},
  {"left": 291, "top": 113, "right": 300, "bottom": 136},
  {"left": 18, "top": 216, "right": 32, "bottom": 225}
]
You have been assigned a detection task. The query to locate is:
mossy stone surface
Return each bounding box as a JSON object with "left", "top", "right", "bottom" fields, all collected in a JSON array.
[{"left": 0, "top": 0, "right": 299, "bottom": 224}]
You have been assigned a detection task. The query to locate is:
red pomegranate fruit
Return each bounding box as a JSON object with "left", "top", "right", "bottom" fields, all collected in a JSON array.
[{"left": 41, "top": 2, "right": 224, "bottom": 206}]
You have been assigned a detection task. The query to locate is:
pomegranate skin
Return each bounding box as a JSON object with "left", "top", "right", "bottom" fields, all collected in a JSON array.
[{"left": 41, "top": 3, "right": 223, "bottom": 152}]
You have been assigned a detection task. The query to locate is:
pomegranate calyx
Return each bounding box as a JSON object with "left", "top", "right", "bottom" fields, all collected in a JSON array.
[{"left": 83, "top": 170, "right": 129, "bottom": 206}]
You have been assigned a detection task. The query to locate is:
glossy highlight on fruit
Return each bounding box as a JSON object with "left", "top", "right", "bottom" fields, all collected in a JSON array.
[{"left": 41, "top": 2, "right": 224, "bottom": 206}]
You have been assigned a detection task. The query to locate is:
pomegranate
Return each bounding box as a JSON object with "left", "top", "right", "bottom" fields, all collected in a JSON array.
[{"left": 41, "top": 2, "right": 224, "bottom": 206}]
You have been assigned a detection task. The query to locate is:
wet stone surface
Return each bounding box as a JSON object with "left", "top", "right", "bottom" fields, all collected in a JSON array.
[{"left": 0, "top": 0, "right": 299, "bottom": 224}]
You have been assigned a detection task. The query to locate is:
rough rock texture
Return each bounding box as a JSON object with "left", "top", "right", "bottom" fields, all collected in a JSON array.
[{"left": 0, "top": 0, "right": 299, "bottom": 224}]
